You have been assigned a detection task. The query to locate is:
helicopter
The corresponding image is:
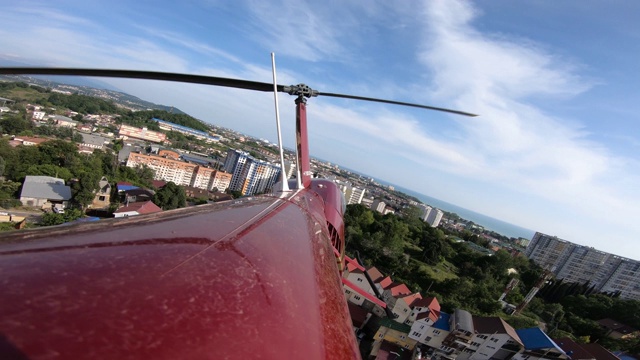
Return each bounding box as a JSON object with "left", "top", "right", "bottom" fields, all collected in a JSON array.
[{"left": 0, "top": 61, "right": 476, "bottom": 359}]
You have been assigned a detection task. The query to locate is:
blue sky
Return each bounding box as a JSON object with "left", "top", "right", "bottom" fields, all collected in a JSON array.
[{"left": 2, "top": 1, "right": 640, "bottom": 260}]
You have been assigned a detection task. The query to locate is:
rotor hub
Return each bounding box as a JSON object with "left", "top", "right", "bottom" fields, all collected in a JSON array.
[{"left": 284, "top": 84, "right": 319, "bottom": 98}]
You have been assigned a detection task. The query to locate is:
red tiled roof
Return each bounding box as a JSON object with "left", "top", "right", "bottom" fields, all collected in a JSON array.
[
  {"left": 377, "top": 276, "right": 393, "bottom": 288},
  {"left": 553, "top": 337, "right": 595, "bottom": 360},
  {"left": 344, "top": 256, "right": 365, "bottom": 273},
  {"left": 400, "top": 292, "right": 422, "bottom": 306},
  {"left": 151, "top": 180, "right": 167, "bottom": 189},
  {"left": 415, "top": 308, "right": 440, "bottom": 323},
  {"left": 114, "top": 201, "right": 162, "bottom": 215},
  {"left": 342, "top": 277, "right": 386, "bottom": 308},
  {"left": 580, "top": 343, "right": 620, "bottom": 360},
  {"left": 389, "top": 283, "right": 411, "bottom": 297},
  {"left": 412, "top": 296, "right": 441, "bottom": 312},
  {"left": 367, "top": 267, "right": 384, "bottom": 282}
]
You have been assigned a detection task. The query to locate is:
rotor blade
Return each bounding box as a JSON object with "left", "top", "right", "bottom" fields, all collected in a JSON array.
[
  {"left": 0, "top": 67, "right": 478, "bottom": 116},
  {"left": 0, "top": 67, "right": 284, "bottom": 93},
  {"left": 318, "top": 91, "right": 478, "bottom": 117}
]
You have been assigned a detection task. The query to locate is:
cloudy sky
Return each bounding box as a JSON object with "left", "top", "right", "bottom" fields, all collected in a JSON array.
[{"left": 2, "top": 0, "right": 640, "bottom": 259}]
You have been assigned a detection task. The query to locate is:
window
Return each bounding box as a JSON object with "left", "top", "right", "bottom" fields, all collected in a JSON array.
[
  {"left": 354, "top": 295, "right": 361, "bottom": 300},
  {"left": 433, "top": 330, "right": 441, "bottom": 335},
  {"left": 357, "top": 278, "right": 363, "bottom": 282},
  {"left": 99, "top": 196, "right": 106, "bottom": 201},
  {"left": 405, "top": 344, "right": 410, "bottom": 349},
  {"left": 478, "top": 335, "right": 488, "bottom": 339},
  {"left": 425, "top": 336, "right": 432, "bottom": 342},
  {"left": 491, "top": 338, "right": 499, "bottom": 343},
  {"left": 400, "top": 335, "right": 406, "bottom": 340},
  {"left": 412, "top": 332, "right": 421, "bottom": 337},
  {"left": 345, "top": 290, "right": 351, "bottom": 294},
  {"left": 420, "top": 325, "right": 425, "bottom": 329},
  {"left": 403, "top": 309, "right": 408, "bottom": 312}
]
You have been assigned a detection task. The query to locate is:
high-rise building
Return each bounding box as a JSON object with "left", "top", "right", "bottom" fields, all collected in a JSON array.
[
  {"left": 525, "top": 232, "right": 640, "bottom": 300},
  {"left": 346, "top": 187, "right": 366, "bottom": 205},
  {"left": 331, "top": 179, "right": 365, "bottom": 205},
  {"left": 417, "top": 204, "right": 433, "bottom": 222},
  {"left": 209, "top": 171, "right": 232, "bottom": 192},
  {"left": 223, "top": 149, "right": 281, "bottom": 196},
  {"left": 126, "top": 152, "right": 230, "bottom": 191},
  {"left": 426, "top": 209, "right": 443, "bottom": 227}
]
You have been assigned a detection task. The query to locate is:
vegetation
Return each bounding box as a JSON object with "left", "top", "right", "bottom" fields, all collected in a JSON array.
[
  {"left": 153, "top": 182, "right": 186, "bottom": 210},
  {"left": 344, "top": 204, "right": 640, "bottom": 355}
]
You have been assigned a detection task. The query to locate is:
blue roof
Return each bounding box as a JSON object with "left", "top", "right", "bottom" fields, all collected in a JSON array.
[
  {"left": 117, "top": 184, "right": 139, "bottom": 192},
  {"left": 433, "top": 312, "right": 451, "bottom": 331},
  {"left": 153, "top": 118, "right": 218, "bottom": 140},
  {"left": 516, "top": 328, "right": 564, "bottom": 353}
]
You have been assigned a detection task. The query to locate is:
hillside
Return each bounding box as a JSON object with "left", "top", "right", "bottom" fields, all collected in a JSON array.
[{"left": 0, "top": 75, "right": 186, "bottom": 114}]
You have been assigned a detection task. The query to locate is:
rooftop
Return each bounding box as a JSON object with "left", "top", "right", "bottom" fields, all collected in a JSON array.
[
  {"left": 433, "top": 312, "right": 451, "bottom": 331},
  {"left": 516, "top": 327, "right": 565, "bottom": 353},
  {"left": 113, "top": 201, "right": 162, "bottom": 215},
  {"left": 20, "top": 176, "right": 72, "bottom": 201}
]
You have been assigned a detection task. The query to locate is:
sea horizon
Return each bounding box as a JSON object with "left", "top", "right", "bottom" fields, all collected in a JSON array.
[{"left": 334, "top": 165, "right": 536, "bottom": 240}]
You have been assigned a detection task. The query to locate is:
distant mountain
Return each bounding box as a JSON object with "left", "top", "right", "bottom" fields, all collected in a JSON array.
[{"left": 0, "top": 74, "right": 186, "bottom": 114}]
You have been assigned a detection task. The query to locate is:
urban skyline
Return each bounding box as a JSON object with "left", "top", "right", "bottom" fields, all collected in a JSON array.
[{"left": 3, "top": 1, "right": 640, "bottom": 259}]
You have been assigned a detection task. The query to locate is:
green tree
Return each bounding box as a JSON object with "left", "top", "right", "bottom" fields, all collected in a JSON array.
[{"left": 153, "top": 182, "right": 186, "bottom": 210}]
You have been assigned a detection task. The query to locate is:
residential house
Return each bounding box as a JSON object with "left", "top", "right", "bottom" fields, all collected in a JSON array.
[
  {"left": 90, "top": 176, "right": 111, "bottom": 209},
  {"left": 373, "top": 340, "right": 413, "bottom": 360},
  {"left": 406, "top": 296, "right": 441, "bottom": 327},
  {"left": 373, "top": 318, "right": 418, "bottom": 352},
  {"left": 184, "top": 186, "right": 210, "bottom": 199},
  {"left": 598, "top": 319, "right": 639, "bottom": 340},
  {"left": 12, "top": 136, "right": 49, "bottom": 146},
  {"left": 19, "top": 176, "right": 72, "bottom": 209},
  {"left": 52, "top": 115, "right": 78, "bottom": 128},
  {"left": 113, "top": 201, "right": 162, "bottom": 218},
  {"left": 342, "top": 270, "right": 388, "bottom": 311},
  {"left": 80, "top": 133, "right": 109, "bottom": 151},
  {"left": 553, "top": 337, "right": 596, "bottom": 360},
  {"left": 432, "top": 309, "right": 475, "bottom": 358},
  {"left": 513, "top": 327, "right": 568, "bottom": 360},
  {"left": 409, "top": 311, "right": 451, "bottom": 351},
  {"left": 455, "top": 316, "right": 523, "bottom": 360},
  {"left": 122, "top": 188, "right": 155, "bottom": 204},
  {"left": 580, "top": 343, "right": 621, "bottom": 360},
  {"left": 117, "top": 182, "right": 139, "bottom": 193},
  {"left": 347, "top": 302, "right": 371, "bottom": 332}
]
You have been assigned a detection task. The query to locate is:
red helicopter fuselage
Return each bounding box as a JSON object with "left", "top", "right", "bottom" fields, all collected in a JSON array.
[{"left": 0, "top": 179, "right": 360, "bottom": 359}]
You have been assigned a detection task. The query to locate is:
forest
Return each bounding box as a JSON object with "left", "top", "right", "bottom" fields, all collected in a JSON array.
[
  {"left": 344, "top": 204, "right": 640, "bottom": 355},
  {"left": 0, "top": 82, "right": 211, "bottom": 133}
]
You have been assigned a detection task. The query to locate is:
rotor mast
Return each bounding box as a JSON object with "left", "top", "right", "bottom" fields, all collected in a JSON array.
[{"left": 284, "top": 84, "right": 318, "bottom": 189}]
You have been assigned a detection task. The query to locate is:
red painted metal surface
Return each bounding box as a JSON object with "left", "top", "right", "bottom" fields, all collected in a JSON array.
[
  {"left": 296, "top": 98, "right": 312, "bottom": 188},
  {"left": 0, "top": 190, "right": 361, "bottom": 359}
]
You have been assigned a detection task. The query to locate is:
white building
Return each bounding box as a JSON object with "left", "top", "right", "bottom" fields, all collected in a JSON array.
[
  {"left": 372, "top": 200, "right": 386, "bottom": 214},
  {"left": 417, "top": 204, "right": 432, "bottom": 221},
  {"left": 32, "top": 111, "right": 46, "bottom": 120},
  {"left": 426, "top": 208, "right": 444, "bottom": 227},
  {"left": 223, "top": 149, "right": 280, "bottom": 196}
]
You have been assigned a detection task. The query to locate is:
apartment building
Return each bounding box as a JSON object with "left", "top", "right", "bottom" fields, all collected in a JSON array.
[
  {"left": 118, "top": 124, "right": 167, "bottom": 143},
  {"left": 223, "top": 149, "right": 281, "bottom": 196},
  {"left": 526, "top": 232, "right": 640, "bottom": 300},
  {"left": 126, "top": 152, "right": 229, "bottom": 191}
]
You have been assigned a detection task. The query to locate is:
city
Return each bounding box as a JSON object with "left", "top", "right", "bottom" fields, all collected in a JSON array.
[{"left": 1, "top": 78, "right": 639, "bottom": 359}]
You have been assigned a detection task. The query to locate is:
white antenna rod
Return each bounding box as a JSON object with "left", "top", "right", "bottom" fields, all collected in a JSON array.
[{"left": 271, "top": 53, "right": 289, "bottom": 192}]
